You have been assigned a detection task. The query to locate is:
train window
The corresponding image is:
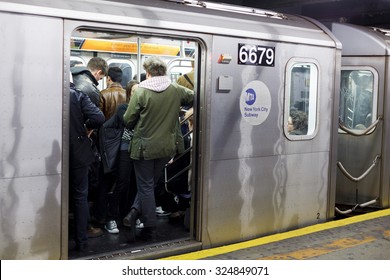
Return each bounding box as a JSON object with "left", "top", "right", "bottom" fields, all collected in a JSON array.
[
  {"left": 339, "top": 68, "right": 378, "bottom": 130},
  {"left": 70, "top": 56, "right": 86, "bottom": 67},
  {"left": 284, "top": 60, "right": 318, "bottom": 139},
  {"left": 167, "top": 58, "right": 194, "bottom": 83},
  {"left": 70, "top": 30, "right": 196, "bottom": 86}
]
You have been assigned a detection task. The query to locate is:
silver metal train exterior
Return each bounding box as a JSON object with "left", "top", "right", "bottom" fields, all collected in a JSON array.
[
  {"left": 0, "top": 0, "right": 388, "bottom": 260},
  {"left": 330, "top": 23, "right": 390, "bottom": 214}
]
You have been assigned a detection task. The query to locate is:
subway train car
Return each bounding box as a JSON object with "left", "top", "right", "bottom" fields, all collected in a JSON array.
[
  {"left": 330, "top": 23, "right": 390, "bottom": 214},
  {"left": 0, "top": 0, "right": 342, "bottom": 259}
]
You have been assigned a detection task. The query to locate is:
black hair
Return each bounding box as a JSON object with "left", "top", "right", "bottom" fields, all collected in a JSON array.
[
  {"left": 133, "top": 73, "right": 146, "bottom": 82},
  {"left": 108, "top": 67, "right": 123, "bottom": 83}
]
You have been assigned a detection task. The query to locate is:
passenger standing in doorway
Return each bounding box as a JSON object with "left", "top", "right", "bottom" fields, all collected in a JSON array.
[
  {"left": 69, "top": 82, "right": 105, "bottom": 251},
  {"left": 99, "top": 67, "right": 127, "bottom": 119},
  {"left": 123, "top": 56, "right": 194, "bottom": 241},
  {"left": 71, "top": 57, "right": 108, "bottom": 107},
  {"left": 117, "top": 80, "right": 140, "bottom": 225},
  {"left": 71, "top": 57, "right": 108, "bottom": 238},
  {"left": 94, "top": 67, "right": 127, "bottom": 234}
]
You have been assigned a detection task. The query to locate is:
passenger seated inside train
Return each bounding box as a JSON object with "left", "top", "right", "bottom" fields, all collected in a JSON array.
[{"left": 288, "top": 108, "right": 308, "bottom": 135}]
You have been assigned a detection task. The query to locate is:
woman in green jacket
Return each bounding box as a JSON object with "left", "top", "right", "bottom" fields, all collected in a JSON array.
[{"left": 123, "top": 56, "right": 194, "bottom": 241}]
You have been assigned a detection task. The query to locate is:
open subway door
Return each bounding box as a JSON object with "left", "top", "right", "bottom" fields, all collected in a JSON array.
[{"left": 67, "top": 27, "right": 201, "bottom": 259}]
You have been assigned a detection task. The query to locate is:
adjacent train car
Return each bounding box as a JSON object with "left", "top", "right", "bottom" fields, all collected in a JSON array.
[
  {"left": 330, "top": 23, "right": 390, "bottom": 213},
  {"left": 0, "top": 0, "right": 341, "bottom": 259}
]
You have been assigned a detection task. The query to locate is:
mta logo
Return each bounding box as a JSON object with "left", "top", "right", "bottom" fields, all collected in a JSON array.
[{"left": 245, "top": 88, "right": 256, "bottom": 105}]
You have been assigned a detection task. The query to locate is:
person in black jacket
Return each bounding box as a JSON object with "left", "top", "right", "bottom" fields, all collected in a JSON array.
[
  {"left": 71, "top": 57, "right": 108, "bottom": 231},
  {"left": 69, "top": 82, "right": 105, "bottom": 251},
  {"left": 71, "top": 57, "right": 108, "bottom": 107}
]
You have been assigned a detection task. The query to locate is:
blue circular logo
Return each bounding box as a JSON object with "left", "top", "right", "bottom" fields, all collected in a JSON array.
[
  {"left": 240, "top": 81, "right": 271, "bottom": 126},
  {"left": 245, "top": 88, "right": 256, "bottom": 105}
]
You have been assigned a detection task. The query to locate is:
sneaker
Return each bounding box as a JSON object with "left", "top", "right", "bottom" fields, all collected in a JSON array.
[
  {"left": 104, "top": 220, "right": 119, "bottom": 234},
  {"left": 155, "top": 206, "right": 171, "bottom": 217},
  {"left": 135, "top": 219, "right": 144, "bottom": 229},
  {"left": 87, "top": 226, "right": 103, "bottom": 238}
]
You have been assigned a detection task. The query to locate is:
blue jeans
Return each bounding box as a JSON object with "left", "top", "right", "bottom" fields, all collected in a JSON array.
[{"left": 132, "top": 157, "right": 170, "bottom": 228}]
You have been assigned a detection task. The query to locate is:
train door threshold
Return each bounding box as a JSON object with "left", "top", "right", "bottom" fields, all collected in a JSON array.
[{"left": 72, "top": 239, "right": 202, "bottom": 260}]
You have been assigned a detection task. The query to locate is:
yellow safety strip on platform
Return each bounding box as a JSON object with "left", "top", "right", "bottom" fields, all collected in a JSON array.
[
  {"left": 162, "top": 209, "right": 390, "bottom": 260},
  {"left": 259, "top": 236, "right": 376, "bottom": 260}
]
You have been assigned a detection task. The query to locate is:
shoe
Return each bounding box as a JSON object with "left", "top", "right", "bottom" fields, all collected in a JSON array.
[
  {"left": 169, "top": 211, "right": 184, "bottom": 224},
  {"left": 139, "top": 227, "right": 157, "bottom": 242},
  {"left": 135, "top": 219, "right": 144, "bottom": 229},
  {"left": 87, "top": 226, "right": 103, "bottom": 238},
  {"left": 123, "top": 208, "right": 139, "bottom": 227},
  {"left": 123, "top": 208, "right": 139, "bottom": 241},
  {"left": 104, "top": 220, "right": 119, "bottom": 234},
  {"left": 155, "top": 206, "right": 171, "bottom": 217}
]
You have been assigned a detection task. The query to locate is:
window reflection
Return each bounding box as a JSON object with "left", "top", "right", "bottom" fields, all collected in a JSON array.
[{"left": 339, "top": 70, "right": 374, "bottom": 130}]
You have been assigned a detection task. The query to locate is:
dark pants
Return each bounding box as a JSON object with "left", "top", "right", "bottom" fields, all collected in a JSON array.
[
  {"left": 87, "top": 132, "right": 100, "bottom": 203},
  {"left": 132, "top": 157, "right": 170, "bottom": 228},
  {"left": 94, "top": 168, "right": 116, "bottom": 222},
  {"left": 117, "top": 150, "right": 136, "bottom": 219},
  {"left": 70, "top": 165, "right": 89, "bottom": 247},
  {"left": 95, "top": 150, "right": 136, "bottom": 222}
]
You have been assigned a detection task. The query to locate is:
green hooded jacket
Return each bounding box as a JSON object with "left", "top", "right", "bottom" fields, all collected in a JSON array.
[{"left": 123, "top": 76, "right": 194, "bottom": 160}]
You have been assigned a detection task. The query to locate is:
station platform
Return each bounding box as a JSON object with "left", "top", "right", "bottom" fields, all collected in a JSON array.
[{"left": 163, "top": 209, "right": 390, "bottom": 260}]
